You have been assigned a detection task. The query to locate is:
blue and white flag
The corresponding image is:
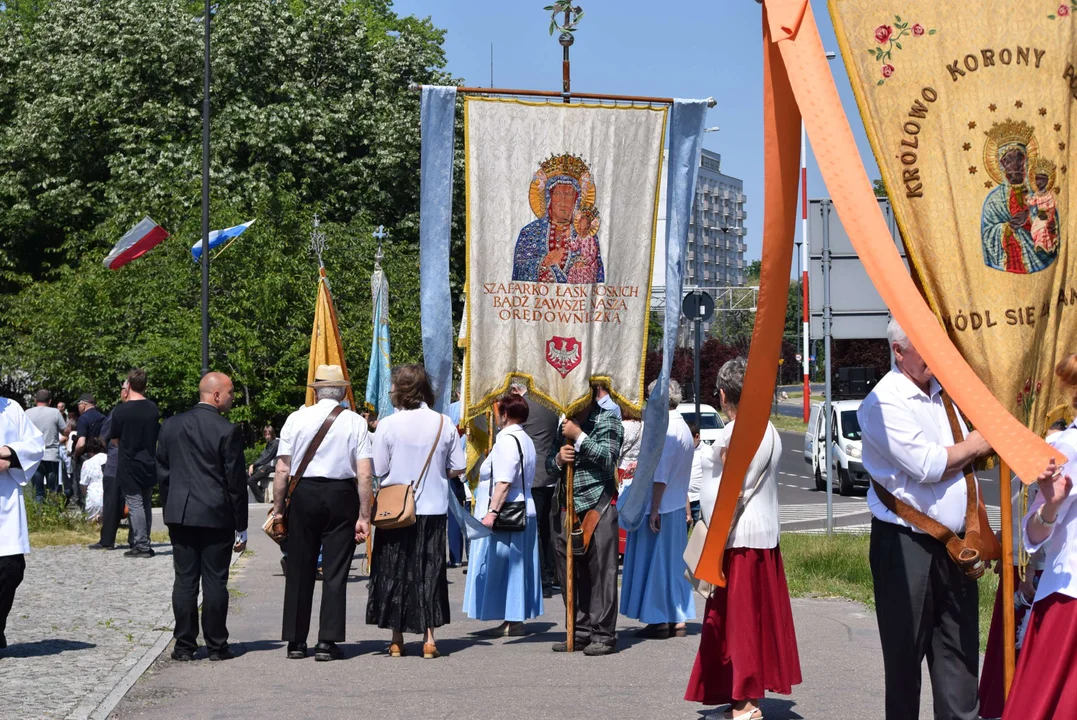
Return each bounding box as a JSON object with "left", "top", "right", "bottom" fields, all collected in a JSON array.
[
  {"left": 365, "top": 262, "right": 394, "bottom": 420},
  {"left": 191, "top": 219, "right": 256, "bottom": 260}
]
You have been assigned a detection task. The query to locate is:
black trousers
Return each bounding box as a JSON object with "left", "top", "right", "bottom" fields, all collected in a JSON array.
[
  {"left": 554, "top": 504, "right": 619, "bottom": 647},
  {"left": 282, "top": 477, "right": 359, "bottom": 644},
  {"left": 0, "top": 554, "right": 26, "bottom": 641},
  {"left": 169, "top": 525, "right": 234, "bottom": 654},
  {"left": 869, "top": 518, "right": 979, "bottom": 720},
  {"left": 98, "top": 475, "right": 130, "bottom": 548},
  {"left": 532, "top": 486, "right": 558, "bottom": 586}
]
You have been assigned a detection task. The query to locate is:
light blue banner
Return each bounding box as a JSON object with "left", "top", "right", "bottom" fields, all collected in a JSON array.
[
  {"left": 419, "top": 85, "right": 457, "bottom": 414},
  {"left": 365, "top": 267, "right": 394, "bottom": 420},
  {"left": 619, "top": 99, "right": 710, "bottom": 532}
]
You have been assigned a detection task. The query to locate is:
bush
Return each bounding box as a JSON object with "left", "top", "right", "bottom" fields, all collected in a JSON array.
[{"left": 25, "top": 491, "right": 96, "bottom": 533}]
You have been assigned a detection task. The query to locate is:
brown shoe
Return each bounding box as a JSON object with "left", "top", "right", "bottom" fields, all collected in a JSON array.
[
  {"left": 422, "top": 642, "right": 440, "bottom": 659},
  {"left": 388, "top": 642, "right": 406, "bottom": 658}
]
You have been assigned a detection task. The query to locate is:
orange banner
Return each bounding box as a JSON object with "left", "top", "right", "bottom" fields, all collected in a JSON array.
[{"left": 305, "top": 266, "right": 356, "bottom": 410}]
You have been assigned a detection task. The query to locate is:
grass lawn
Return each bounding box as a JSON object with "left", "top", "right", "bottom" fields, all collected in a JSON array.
[
  {"left": 781, "top": 533, "right": 999, "bottom": 650},
  {"left": 26, "top": 491, "right": 170, "bottom": 548},
  {"left": 785, "top": 392, "right": 824, "bottom": 401},
  {"left": 769, "top": 413, "right": 808, "bottom": 434}
]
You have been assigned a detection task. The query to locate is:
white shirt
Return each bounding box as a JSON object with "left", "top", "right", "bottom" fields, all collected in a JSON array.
[
  {"left": 373, "top": 404, "right": 466, "bottom": 516},
  {"left": 475, "top": 424, "right": 537, "bottom": 517},
  {"left": 702, "top": 420, "right": 782, "bottom": 549},
  {"left": 619, "top": 420, "right": 643, "bottom": 469},
  {"left": 81, "top": 454, "right": 107, "bottom": 521},
  {"left": 278, "top": 399, "right": 373, "bottom": 480},
  {"left": 688, "top": 442, "right": 712, "bottom": 503},
  {"left": 859, "top": 370, "right": 976, "bottom": 534},
  {"left": 652, "top": 410, "right": 695, "bottom": 515},
  {"left": 1024, "top": 425, "right": 1077, "bottom": 602},
  {"left": 0, "top": 399, "right": 45, "bottom": 557}
]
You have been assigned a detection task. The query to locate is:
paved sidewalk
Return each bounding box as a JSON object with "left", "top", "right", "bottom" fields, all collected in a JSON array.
[{"left": 108, "top": 506, "right": 940, "bottom": 719}]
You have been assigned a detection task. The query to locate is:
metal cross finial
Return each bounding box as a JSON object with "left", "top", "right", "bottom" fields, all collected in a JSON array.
[
  {"left": 372, "top": 225, "right": 389, "bottom": 268},
  {"left": 310, "top": 213, "right": 327, "bottom": 268}
]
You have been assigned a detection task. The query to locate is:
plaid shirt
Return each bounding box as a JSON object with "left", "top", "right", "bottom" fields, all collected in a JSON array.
[{"left": 546, "top": 406, "right": 623, "bottom": 514}]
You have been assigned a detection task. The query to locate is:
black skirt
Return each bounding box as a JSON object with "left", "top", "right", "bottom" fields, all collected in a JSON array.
[{"left": 366, "top": 514, "right": 451, "bottom": 634}]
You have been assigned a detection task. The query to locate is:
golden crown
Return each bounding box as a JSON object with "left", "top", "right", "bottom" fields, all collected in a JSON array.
[
  {"left": 984, "top": 119, "right": 1036, "bottom": 149},
  {"left": 539, "top": 154, "right": 590, "bottom": 182},
  {"left": 1029, "top": 155, "right": 1056, "bottom": 176}
]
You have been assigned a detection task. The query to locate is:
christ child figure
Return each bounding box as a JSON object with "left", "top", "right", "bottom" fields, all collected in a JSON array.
[{"left": 1026, "top": 158, "right": 1059, "bottom": 254}]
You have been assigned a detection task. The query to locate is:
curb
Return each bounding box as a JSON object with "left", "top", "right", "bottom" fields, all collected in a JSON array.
[{"left": 86, "top": 546, "right": 246, "bottom": 720}]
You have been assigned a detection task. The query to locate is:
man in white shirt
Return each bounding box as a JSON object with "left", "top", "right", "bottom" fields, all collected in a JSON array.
[
  {"left": 687, "top": 424, "right": 711, "bottom": 526},
  {"left": 273, "top": 365, "right": 374, "bottom": 662},
  {"left": 0, "top": 398, "right": 45, "bottom": 651},
  {"left": 858, "top": 319, "right": 992, "bottom": 720}
]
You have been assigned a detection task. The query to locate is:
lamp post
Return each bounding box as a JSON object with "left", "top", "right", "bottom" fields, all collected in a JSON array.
[
  {"left": 800, "top": 49, "right": 836, "bottom": 420},
  {"left": 200, "top": 0, "right": 212, "bottom": 377}
]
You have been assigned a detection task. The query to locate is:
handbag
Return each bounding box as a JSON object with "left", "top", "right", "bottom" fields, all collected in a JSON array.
[
  {"left": 372, "top": 415, "right": 443, "bottom": 530},
  {"left": 683, "top": 425, "right": 776, "bottom": 597},
  {"left": 491, "top": 435, "right": 527, "bottom": 532},
  {"left": 262, "top": 405, "right": 343, "bottom": 544}
]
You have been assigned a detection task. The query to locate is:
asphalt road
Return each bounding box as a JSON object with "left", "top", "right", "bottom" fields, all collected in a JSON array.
[{"left": 774, "top": 430, "right": 1004, "bottom": 534}]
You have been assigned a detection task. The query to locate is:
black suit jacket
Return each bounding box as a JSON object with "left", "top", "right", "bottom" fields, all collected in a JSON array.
[{"left": 157, "top": 404, "right": 247, "bottom": 531}]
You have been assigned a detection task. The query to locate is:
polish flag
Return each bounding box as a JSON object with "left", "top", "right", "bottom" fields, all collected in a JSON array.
[{"left": 103, "top": 217, "right": 169, "bottom": 270}]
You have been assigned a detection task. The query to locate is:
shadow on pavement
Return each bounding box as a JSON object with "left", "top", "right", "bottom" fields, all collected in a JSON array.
[
  {"left": 691, "top": 699, "right": 802, "bottom": 720},
  {"left": 1, "top": 639, "right": 95, "bottom": 658}
]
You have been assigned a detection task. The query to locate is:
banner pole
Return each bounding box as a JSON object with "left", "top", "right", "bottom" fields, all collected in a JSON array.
[
  {"left": 565, "top": 462, "right": 576, "bottom": 652},
  {"left": 999, "top": 459, "right": 1016, "bottom": 698}
]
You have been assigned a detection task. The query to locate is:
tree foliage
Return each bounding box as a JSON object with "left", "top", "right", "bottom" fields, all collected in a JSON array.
[{"left": 0, "top": 0, "right": 460, "bottom": 427}]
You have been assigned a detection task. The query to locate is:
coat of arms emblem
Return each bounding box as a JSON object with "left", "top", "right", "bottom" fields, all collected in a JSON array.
[{"left": 545, "top": 336, "right": 582, "bottom": 378}]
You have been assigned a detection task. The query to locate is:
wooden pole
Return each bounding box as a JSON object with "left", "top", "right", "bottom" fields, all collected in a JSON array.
[
  {"left": 565, "top": 462, "right": 576, "bottom": 651},
  {"left": 999, "top": 459, "right": 1016, "bottom": 698}
]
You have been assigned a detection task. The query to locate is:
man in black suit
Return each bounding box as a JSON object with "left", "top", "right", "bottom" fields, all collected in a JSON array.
[{"left": 157, "top": 372, "right": 247, "bottom": 661}]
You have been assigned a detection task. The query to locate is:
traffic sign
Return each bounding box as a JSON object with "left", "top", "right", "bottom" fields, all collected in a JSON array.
[
  {"left": 795, "top": 353, "right": 802, "bottom": 362},
  {"left": 681, "top": 290, "right": 715, "bottom": 322},
  {"left": 810, "top": 355, "right": 816, "bottom": 362}
]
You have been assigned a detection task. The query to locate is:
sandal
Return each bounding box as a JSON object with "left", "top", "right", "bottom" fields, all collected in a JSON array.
[
  {"left": 423, "top": 642, "right": 440, "bottom": 659},
  {"left": 388, "top": 642, "right": 406, "bottom": 658}
]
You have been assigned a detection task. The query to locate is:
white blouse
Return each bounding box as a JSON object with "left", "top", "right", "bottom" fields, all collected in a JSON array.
[
  {"left": 1024, "top": 425, "right": 1077, "bottom": 602},
  {"left": 701, "top": 420, "right": 782, "bottom": 549},
  {"left": 653, "top": 411, "right": 695, "bottom": 515},
  {"left": 474, "top": 424, "right": 537, "bottom": 518},
  {"left": 373, "top": 404, "right": 466, "bottom": 516}
]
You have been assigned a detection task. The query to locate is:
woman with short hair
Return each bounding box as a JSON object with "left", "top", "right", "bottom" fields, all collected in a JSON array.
[
  {"left": 463, "top": 392, "right": 544, "bottom": 635},
  {"left": 619, "top": 378, "right": 696, "bottom": 639},
  {"left": 366, "top": 364, "right": 467, "bottom": 659},
  {"left": 685, "top": 358, "right": 801, "bottom": 720}
]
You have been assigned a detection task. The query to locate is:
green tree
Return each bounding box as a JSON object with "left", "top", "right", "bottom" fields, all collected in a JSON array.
[
  {"left": 0, "top": 0, "right": 460, "bottom": 427},
  {"left": 873, "top": 177, "right": 888, "bottom": 198}
]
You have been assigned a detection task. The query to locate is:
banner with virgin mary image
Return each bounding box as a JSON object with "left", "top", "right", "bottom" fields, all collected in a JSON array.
[
  {"left": 831, "top": 1, "right": 1077, "bottom": 431},
  {"left": 463, "top": 97, "right": 667, "bottom": 415}
]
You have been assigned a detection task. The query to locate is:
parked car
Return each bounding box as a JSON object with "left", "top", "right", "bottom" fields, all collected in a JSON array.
[
  {"left": 677, "top": 403, "right": 725, "bottom": 445},
  {"left": 803, "top": 399, "right": 867, "bottom": 495}
]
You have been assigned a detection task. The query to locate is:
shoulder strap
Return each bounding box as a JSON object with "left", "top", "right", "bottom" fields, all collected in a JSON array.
[
  {"left": 284, "top": 405, "right": 344, "bottom": 503},
  {"left": 413, "top": 414, "right": 445, "bottom": 500},
  {"left": 510, "top": 434, "right": 525, "bottom": 490},
  {"left": 940, "top": 392, "right": 981, "bottom": 545}
]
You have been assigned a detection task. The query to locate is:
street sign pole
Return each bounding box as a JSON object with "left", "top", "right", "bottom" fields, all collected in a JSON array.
[
  {"left": 682, "top": 289, "right": 715, "bottom": 424},
  {"left": 822, "top": 200, "right": 834, "bottom": 534}
]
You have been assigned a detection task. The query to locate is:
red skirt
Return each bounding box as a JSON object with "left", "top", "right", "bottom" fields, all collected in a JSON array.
[
  {"left": 684, "top": 546, "right": 802, "bottom": 705},
  {"left": 1002, "top": 593, "right": 1077, "bottom": 720},
  {"left": 979, "top": 568, "right": 1035, "bottom": 718}
]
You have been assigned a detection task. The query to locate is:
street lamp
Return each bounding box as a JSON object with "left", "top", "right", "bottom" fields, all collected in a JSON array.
[{"left": 799, "top": 49, "right": 836, "bottom": 420}]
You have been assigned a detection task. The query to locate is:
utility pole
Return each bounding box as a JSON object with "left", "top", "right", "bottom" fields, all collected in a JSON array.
[{"left": 200, "top": 0, "right": 211, "bottom": 377}]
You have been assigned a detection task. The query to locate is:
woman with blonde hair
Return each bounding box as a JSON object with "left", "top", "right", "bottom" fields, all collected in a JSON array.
[
  {"left": 1002, "top": 355, "right": 1077, "bottom": 719},
  {"left": 366, "top": 365, "right": 466, "bottom": 659}
]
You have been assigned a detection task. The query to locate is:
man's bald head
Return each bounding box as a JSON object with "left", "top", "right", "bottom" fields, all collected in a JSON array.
[{"left": 199, "top": 372, "right": 235, "bottom": 413}]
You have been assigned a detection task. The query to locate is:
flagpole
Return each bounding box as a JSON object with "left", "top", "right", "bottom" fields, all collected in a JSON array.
[{"left": 200, "top": 0, "right": 211, "bottom": 377}]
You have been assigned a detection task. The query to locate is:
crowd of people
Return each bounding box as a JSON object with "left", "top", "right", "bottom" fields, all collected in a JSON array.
[{"left": 3, "top": 326, "right": 1077, "bottom": 718}]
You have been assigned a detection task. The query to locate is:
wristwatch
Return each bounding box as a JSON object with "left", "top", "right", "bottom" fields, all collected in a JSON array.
[{"left": 1035, "top": 506, "right": 1057, "bottom": 528}]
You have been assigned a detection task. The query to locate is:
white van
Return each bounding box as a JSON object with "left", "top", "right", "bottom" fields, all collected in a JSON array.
[
  {"left": 803, "top": 400, "right": 867, "bottom": 495},
  {"left": 677, "top": 403, "right": 725, "bottom": 445}
]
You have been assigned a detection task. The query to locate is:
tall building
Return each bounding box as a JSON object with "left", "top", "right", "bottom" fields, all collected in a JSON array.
[{"left": 652, "top": 148, "right": 748, "bottom": 288}]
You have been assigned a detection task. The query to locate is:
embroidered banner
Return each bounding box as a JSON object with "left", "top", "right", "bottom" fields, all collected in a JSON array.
[
  {"left": 463, "top": 98, "right": 667, "bottom": 415},
  {"left": 830, "top": 1, "right": 1077, "bottom": 430}
]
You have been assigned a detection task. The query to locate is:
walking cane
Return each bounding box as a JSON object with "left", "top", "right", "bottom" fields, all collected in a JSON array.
[{"left": 565, "top": 461, "right": 576, "bottom": 652}]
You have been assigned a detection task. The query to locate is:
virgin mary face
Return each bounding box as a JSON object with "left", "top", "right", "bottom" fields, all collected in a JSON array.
[
  {"left": 1000, "top": 148, "right": 1027, "bottom": 186},
  {"left": 548, "top": 183, "right": 578, "bottom": 225}
]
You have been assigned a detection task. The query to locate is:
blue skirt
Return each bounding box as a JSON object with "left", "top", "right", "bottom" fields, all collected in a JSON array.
[
  {"left": 462, "top": 517, "right": 545, "bottom": 622},
  {"left": 620, "top": 509, "right": 697, "bottom": 624}
]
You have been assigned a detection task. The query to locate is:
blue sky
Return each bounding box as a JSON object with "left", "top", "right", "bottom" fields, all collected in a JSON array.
[{"left": 392, "top": 0, "right": 882, "bottom": 264}]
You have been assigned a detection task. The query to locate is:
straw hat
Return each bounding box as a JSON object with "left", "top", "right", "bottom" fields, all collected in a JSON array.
[{"left": 308, "top": 364, "right": 351, "bottom": 388}]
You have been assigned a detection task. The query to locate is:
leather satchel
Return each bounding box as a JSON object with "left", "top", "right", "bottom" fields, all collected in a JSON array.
[
  {"left": 571, "top": 491, "right": 613, "bottom": 556},
  {"left": 262, "top": 405, "right": 343, "bottom": 544},
  {"left": 492, "top": 436, "right": 527, "bottom": 532},
  {"left": 372, "top": 416, "right": 443, "bottom": 530},
  {"left": 870, "top": 393, "right": 1000, "bottom": 579}
]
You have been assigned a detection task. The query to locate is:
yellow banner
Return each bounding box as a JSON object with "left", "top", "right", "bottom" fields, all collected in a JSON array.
[
  {"left": 305, "top": 267, "right": 356, "bottom": 410},
  {"left": 830, "top": 1, "right": 1077, "bottom": 430}
]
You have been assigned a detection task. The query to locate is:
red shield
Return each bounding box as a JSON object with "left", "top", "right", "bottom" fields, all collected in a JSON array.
[{"left": 546, "top": 336, "right": 582, "bottom": 378}]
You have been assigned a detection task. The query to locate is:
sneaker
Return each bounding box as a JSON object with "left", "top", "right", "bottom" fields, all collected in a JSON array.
[
  {"left": 87, "top": 543, "right": 113, "bottom": 550},
  {"left": 286, "top": 642, "right": 307, "bottom": 659},
  {"left": 124, "top": 549, "right": 155, "bottom": 558},
  {"left": 208, "top": 646, "right": 234, "bottom": 661},
  {"left": 170, "top": 650, "right": 195, "bottom": 661},
  {"left": 314, "top": 642, "right": 342, "bottom": 662},
  {"left": 583, "top": 643, "right": 617, "bottom": 657}
]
